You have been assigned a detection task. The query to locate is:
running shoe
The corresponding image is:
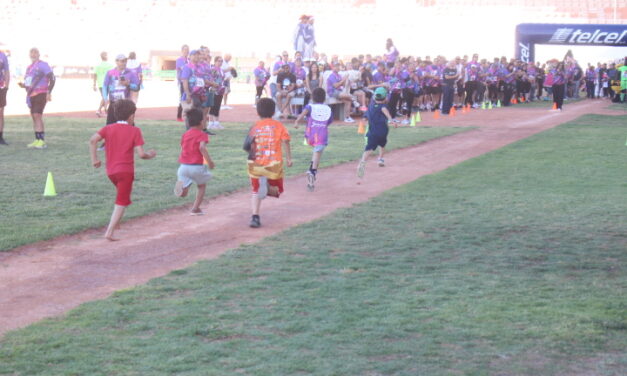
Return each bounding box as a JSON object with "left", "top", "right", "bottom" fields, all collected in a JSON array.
[
  {"left": 27, "top": 139, "right": 39, "bottom": 148},
  {"left": 344, "top": 117, "right": 355, "bottom": 123},
  {"left": 0, "top": 137, "right": 8, "bottom": 145},
  {"left": 190, "top": 209, "right": 204, "bottom": 216},
  {"left": 378, "top": 158, "right": 385, "bottom": 167},
  {"left": 34, "top": 140, "right": 47, "bottom": 149},
  {"left": 258, "top": 176, "right": 268, "bottom": 199},
  {"left": 249, "top": 214, "right": 261, "bottom": 228},
  {"left": 222, "top": 105, "right": 233, "bottom": 110},
  {"left": 177, "top": 117, "right": 184, "bottom": 122},
  {"left": 401, "top": 119, "right": 410, "bottom": 125},
  {"left": 357, "top": 160, "right": 366, "bottom": 178},
  {"left": 359, "top": 105, "right": 368, "bottom": 112},
  {"left": 306, "top": 170, "right": 316, "bottom": 192},
  {"left": 213, "top": 122, "right": 224, "bottom": 130}
]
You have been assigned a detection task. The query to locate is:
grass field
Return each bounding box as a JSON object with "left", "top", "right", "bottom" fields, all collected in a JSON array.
[
  {"left": 1, "top": 114, "right": 625, "bottom": 375},
  {"left": 0, "top": 118, "right": 468, "bottom": 251}
]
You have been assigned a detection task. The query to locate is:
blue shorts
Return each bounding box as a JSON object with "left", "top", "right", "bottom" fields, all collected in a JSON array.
[
  {"left": 313, "top": 144, "right": 326, "bottom": 152},
  {"left": 365, "top": 134, "right": 387, "bottom": 151}
]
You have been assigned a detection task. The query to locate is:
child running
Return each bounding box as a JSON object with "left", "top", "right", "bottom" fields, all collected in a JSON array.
[
  {"left": 357, "top": 87, "right": 392, "bottom": 178},
  {"left": 174, "top": 108, "right": 215, "bottom": 215},
  {"left": 243, "top": 98, "right": 292, "bottom": 228},
  {"left": 89, "top": 99, "right": 156, "bottom": 241},
  {"left": 294, "top": 87, "right": 333, "bottom": 191}
]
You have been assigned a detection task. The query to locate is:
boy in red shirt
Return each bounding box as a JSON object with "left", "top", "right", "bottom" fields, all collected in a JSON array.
[
  {"left": 174, "top": 108, "right": 215, "bottom": 215},
  {"left": 89, "top": 99, "right": 156, "bottom": 241},
  {"left": 243, "top": 98, "right": 292, "bottom": 228}
]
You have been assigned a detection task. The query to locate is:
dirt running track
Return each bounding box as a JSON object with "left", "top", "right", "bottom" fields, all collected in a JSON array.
[{"left": 0, "top": 100, "right": 621, "bottom": 337}]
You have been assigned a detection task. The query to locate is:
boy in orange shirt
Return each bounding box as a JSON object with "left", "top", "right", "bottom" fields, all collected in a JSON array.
[{"left": 243, "top": 98, "right": 292, "bottom": 228}]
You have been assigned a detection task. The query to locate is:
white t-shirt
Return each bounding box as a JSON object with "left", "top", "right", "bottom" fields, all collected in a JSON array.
[{"left": 222, "top": 60, "right": 232, "bottom": 81}]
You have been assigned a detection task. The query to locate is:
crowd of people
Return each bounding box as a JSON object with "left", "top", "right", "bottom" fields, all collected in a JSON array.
[{"left": 250, "top": 38, "right": 627, "bottom": 125}]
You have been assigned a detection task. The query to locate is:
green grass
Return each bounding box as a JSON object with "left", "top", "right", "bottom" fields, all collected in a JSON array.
[
  {"left": 515, "top": 96, "right": 584, "bottom": 108},
  {"left": 0, "top": 118, "right": 467, "bottom": 251},
  {"left": 607, "top": 102, "right": 627, "bottom": 111},
  {"left": 1, "top": 114, "right": 625, "bottom": 375}
]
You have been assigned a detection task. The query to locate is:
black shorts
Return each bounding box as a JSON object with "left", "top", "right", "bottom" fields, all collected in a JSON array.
[
  {"left": 29, "top": 93, "right": 47, "bottom": 114},
  {"left": 0, "top": 87, "right": 7, "bottom": 107},
  {"left": 425, "top": 86, "right": 442, "bottom": 95},
  {"left": 365, "top": 133, "right": 388, "bottom": 151}
]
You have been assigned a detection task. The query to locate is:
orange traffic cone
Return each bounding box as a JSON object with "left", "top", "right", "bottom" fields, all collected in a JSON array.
[
  {"left": 357, "top": 118, "right": 366, "bottom": 134},
  {"left": 433, "top": 109, "right": 440, "bottom": 119},
  {"left": 552, "top": 102, "right": 557, "bottom": 110},
  {"left": 450, "top": 106, "right": 456, "bottom": 117},
  {"left": 511, "top": 98, "right": 518, "bottom": 104}
]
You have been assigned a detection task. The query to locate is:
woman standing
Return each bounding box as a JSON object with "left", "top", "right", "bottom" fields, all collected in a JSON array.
[
  {"left": 304, "top": 61, "right": 321, "bottom": 107},
  {"left": 208, "top": 56, "right": 226, "bottom": 129},
  {"left": 384, "top": 39, "right": 399, "bottom": 68},
  {"left": 551, "top": 62, "right": 566, "bottom": 111}
]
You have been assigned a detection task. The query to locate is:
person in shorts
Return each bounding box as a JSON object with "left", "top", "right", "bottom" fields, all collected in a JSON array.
[
  {"left": 89, "top": 99, "right": 156, "bottom": 241},
  {"left": 93, "top": 51, "right": 113, "bottom": 118},
  {"left": 174, "top": 108, "right": 215, "bottom": 215},
  {"left": 243, "top": 98, "right": 292, "bottom": 228},
  {"left": 294, "top": 87, "right": 333, "bottom": 191},
  {"left": 18, "top": 48, "right": 55, "bottom": 149},
  {"left": 0, "top": 50, "right": 10, "bottom": 145},
  {"left": 357, "top": 87, "right": 392, "bottom": 178}
]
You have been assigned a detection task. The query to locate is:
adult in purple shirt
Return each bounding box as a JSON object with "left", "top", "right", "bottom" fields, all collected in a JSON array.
[
  {"left": 175, "top": 44, "right": 189, "bottom": 121},
  {"left": 551, "top": 62, "right": 566, "bottom": 111},
  {"left": 384, "top": 38, "right": 399, "bottom": 68},
  {"left": 326, "top": 64, "right": 354, "bottom": 123},
  {"left": 18, "top": 48, "right": 55, "bottom": 149},
  {"left": 0, "top": 51, "right": 9, "bottom": 145},
  {"left": 102, "top": 54, "right": 140, "bottom": 125}
]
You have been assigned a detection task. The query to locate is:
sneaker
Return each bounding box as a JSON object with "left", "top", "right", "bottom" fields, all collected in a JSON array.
[
  {"left": 213, "top": 122, "right": 224, "bottom": 130},
  {"left": 27, "top": 139, "right": 39, "bottom": 148},
  {"left": 249, "top": 214, "right": 261, "bottom": 228},
  {"left": 257, "top": 176, "right": 268, "bottom": 199},
  {"left": 34, "top": 140, "right": 47, "bottom": 149},
  {"left": 359, "top": 105, "right": 368, "bottom": 112},
  {"left": 353, "top": 100, "right": 360, "bottom": 108},
  {"left": 206, "top": 121, "right": 214, "bottom": 129},
  {"left": 190, "top": 209, "right": 204, "bottom": 216},
  {"left": 378, "top": 158, "right": 385, "bottom": 167},
  {"left": 344, "top": 117, "right": 355, "bottom": 123},
  {"left": 306, "top": 170, "right": 316, "bottom": 192},
  {"left": 0, "top": 137, "right": 7, "bottom": 145},
  {"left": 174, "top": 180, "right": 185, "bottom": 197},
  {"left": 222, "top": 105, "right": 233, "bottom": 110},
  {"left": 357, "top": 160, "right": 366, "bottom": 178},
  {"left": 177, "top": 117, "right": 184, "bottom": 122},
  {"left": 401, "top": 119, "right": 410, "bottom": 125},
  {"left": 203, "top": 129, "right": 216, "bottom": 135}
]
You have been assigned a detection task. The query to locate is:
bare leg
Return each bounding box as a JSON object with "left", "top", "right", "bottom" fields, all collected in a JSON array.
[
  {"left": 191, "top": 184, "right": 206, "bottom": 212},
  {"left": 32, "top": 113, "right": 44, "bottom": 133},
  {"left": 251, "top": 194, "right": 261, "bottom": 216},
  {"left": 378, "top": 147, "right": 385, "bottom": 160},
  {"left": 130, "top": 91, "right": 139, "bottom": 104},
  {"left": 104, "top": 204, "right": 126, "bottom": 241},
  {"left": 312, "top": 150, "right": 323, "bottom": 169},
  {"left": 0, "top": 107, "right": 4, "bottom": 133}
]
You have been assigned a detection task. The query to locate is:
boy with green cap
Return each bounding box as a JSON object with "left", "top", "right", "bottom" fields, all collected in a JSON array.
[{"left": 357, "top": 86, "right": 392, "bottom": 178}]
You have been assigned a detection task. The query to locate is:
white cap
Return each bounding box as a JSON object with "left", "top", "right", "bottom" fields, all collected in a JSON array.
[{"left": 115, "top": 54, "right": 127, "bottom": 61}]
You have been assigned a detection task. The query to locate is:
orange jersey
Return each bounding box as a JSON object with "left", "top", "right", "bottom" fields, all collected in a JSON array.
[{"left": 246, "top": 119, "right": 291, "bottom": 179}]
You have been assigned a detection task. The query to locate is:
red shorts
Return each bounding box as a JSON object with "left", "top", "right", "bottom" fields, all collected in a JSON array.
[
  {"left": 250, "top": 177, "right": 284, "bottom": 195},
  {"left": 108, "top": 172, "right": 134, "bottom": 206}
]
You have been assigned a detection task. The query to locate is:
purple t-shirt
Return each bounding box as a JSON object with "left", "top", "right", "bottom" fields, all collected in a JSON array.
[
  {"left": 294, "top": 67, "right": 306, "bottom": 81},
  {"left": 25, "top": 60, "right": 53, "bottom": 96},
  {"left": 176, "top": 56, "right": 187, "bottom": 81},
  {"left": 102, "top": 68, "right": 140, "bottom": 102},
  {"left": 465, "top": 61, "right": 480, "bottom": 81},
  {"left": 551, "top": 69, "right": 565, "bottom": 85},
  {"left": 179, "top": 63, "right": 206, "bottom": 99},
  {"left": 327, "top": 71, "right": 343, "bottom": 96},
  {"left": 304, "top": 103, "right": 333, "bottom": 146},
  {"left": 254, "top": 67, "right": 269, "bottom": 86},
  {"left": 372, "top": 71, "right": 387, "bottom": 85},
  {"left": 0, "top": 52, "right": 8, "bottom": 89}
]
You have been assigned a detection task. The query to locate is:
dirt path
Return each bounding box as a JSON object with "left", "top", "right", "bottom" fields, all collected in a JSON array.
[{"left": 0, "top": 100, "right": 621, "bottom": 336}]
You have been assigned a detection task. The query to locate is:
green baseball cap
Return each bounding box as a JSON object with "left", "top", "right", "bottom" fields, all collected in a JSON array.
[{"left": 374, "top": 87, "right": 387, "bottom": 100}]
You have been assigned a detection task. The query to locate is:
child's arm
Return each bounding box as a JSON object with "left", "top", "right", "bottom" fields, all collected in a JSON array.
[
  {"left": 199, "top": 141, "right": 215, "bottom": 169},
  {"left": 283, "top": 140, "right": 292, "bottom": 167},
  {"left": 89, "top": 133, "right": 103, "bottom": 168},
  {"left": 294, "top": 107, "right": 310, "bottom": 128},
  {"left": 381, "top": 107, "right": 393, "bottom": 122},
  {"left": 135, "top": 145, "right": 157, "bottom": 160}
]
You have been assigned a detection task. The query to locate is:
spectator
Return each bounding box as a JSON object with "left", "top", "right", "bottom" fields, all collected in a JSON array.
[{"left": 276, "top": 64, "right": 297, "bottom": 119}]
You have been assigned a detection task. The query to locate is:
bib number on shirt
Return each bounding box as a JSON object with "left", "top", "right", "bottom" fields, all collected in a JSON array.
[
  {"left": 195, "top": 78, "right": 205, "bottom": 88},
  {"left": 25, "top": 76, "right": 33, "bottom": 86}
]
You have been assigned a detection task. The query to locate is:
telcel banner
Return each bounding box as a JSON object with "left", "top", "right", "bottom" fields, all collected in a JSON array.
[{"left": 515, "top": 23, "right": 627, "bottom": 63}]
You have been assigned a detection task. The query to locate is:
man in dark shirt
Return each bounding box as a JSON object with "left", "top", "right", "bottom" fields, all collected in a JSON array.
[
  {"left": 276, "top": 64, "right": 297, "bottom": 118},
  {"left": 442, "top": 60, "right": 459, "bottom": 115}
]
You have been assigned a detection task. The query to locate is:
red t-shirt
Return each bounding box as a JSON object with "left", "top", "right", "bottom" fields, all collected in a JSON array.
[
  {"left": 97, "top": 121, "right": 145, "bottom": 175},
  {"left": 179, "top": 128, "right": 209, "bottom": 164}
]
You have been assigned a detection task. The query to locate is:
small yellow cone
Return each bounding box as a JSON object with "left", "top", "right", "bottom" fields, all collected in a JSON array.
[
  {"left": 415, "top": 111, "right": 421, "bottom": 123},
  {"left": 303, "top": 137, "right": 308, "bottom": 146},
  {"left": 410, "top": 114, "right": 416, "bottom": 127},
  {"left": 481, "top": 101, "right": 486, "bottom": 110},
  {"left": 357, "top": 119, "right": 366, "bottom": 134},
  {"left": 43, "top": 171, "right": 57, "bottom": 197}
]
